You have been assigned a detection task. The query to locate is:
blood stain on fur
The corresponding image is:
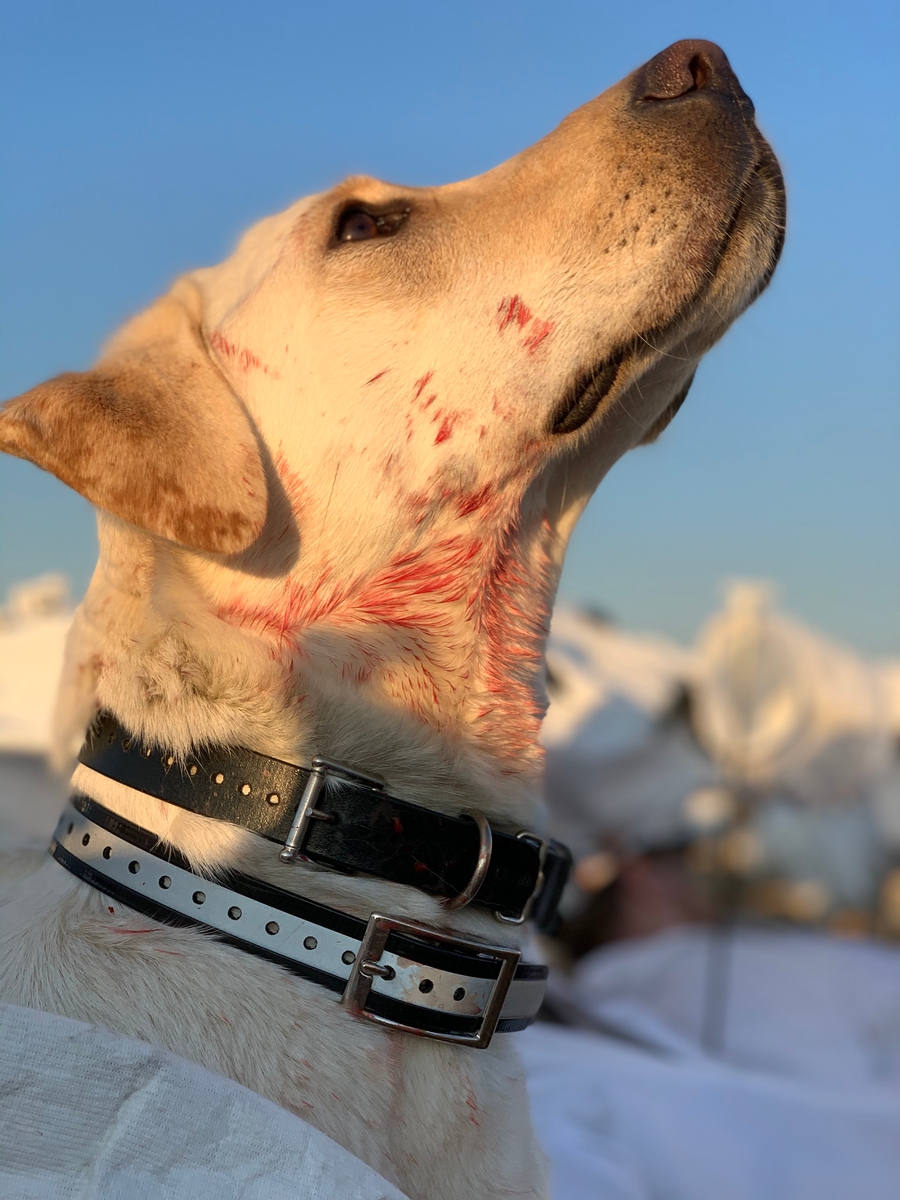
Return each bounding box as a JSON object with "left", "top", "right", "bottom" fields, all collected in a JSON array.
[
  {"left": 433, "top": 416, "right": 454, "bottom": 444},
  {"left": 366, "top": 369, "right": 390, "bottom": 384},
  {"left": 497, "top": 295, "right": 532, "bottom": 331},
  {"left": 217, "top": 506, "right": 552, "bottom": 763},
  {"left": 497, "top": 296, "right": 554, "bottom": 356},
  {"left": 210, "top": 330, "right": 279, "bottom": 377},
  {"left": 413, "top": 371, "right": 435, "bottom": 401},
  {"left": 523, "top": 318, "right": 554, "bottom": 355},
  {"left": 456, "top": 484, "right": 495, "bottom": 517}
]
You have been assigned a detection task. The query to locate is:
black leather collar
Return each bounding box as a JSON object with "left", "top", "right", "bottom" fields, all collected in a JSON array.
[{"left": 78, "top": 713, "right": 571, "bottom": 930}]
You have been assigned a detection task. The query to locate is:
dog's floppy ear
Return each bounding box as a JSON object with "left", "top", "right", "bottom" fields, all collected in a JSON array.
[{"left": 0, "top": 278, "right": 267, "bottom": 555}]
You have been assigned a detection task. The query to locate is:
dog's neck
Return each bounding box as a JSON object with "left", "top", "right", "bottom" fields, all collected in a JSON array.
[{"left": 59, "top": 511, "right": 557, "bottom": 898}]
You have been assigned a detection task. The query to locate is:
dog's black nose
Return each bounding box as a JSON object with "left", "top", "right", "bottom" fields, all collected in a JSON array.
[{"left": 633, "top": 40, "right": 754, "bottom": 116}]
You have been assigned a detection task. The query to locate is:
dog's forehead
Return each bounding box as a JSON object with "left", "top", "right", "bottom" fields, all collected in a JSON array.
[
  {"left": 193, "top": 194, "right": 323, "bottom": 330},
  {"left": 190, "top": 89, "right": 635, "bottom": 335}
]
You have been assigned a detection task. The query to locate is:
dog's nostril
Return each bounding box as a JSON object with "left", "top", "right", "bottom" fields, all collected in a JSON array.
[
  {"left": 634, "top": 39, "right": 744, "bottom": 105},
  {"left": 688, "top": 54, "right": 709, "bottom": 92}
]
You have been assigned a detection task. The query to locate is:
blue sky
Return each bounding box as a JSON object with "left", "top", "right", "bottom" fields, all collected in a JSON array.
[{"left": 1, "top": 0, "right": 897, "bottom": 651}]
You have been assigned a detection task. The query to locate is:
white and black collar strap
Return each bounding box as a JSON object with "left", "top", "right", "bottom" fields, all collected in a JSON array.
[
  {"left": 78, "top": 713, "right": 572, "bottom": 929},
  {"left": 50, "top": 795, "right": 547, "bottom": 1049}
]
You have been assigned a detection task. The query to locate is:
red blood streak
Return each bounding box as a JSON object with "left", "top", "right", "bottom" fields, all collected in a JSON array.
[
  {"left": 523, "top": 318, "right": 554, "bottom": 354},
  {"left": 457, "top": 484, "right": 494, "bottom": 517},
  {"left": 216, "top": 496, "right": 553, "bottom": 767},
  {"left": 497, "top": 295, "right": 532, "bottom": 331},
  {"left": 391, "top": 817, "right": 403, "bottom": 834},
  {"left": 210, "top": 331, "right": 236, "bottom": 358},
  {"left": 366, "top": 369, "right": 390, "bottom": 384},
  {"left": 239, "top": 347, "right": 262, "bottom": 371},
  {"left": 434, "top": 416, "right": 454, "bottom": 444},
  {"left": 413, "top": 371, "right": 435, "bottom": 400},
  {"left": 210, "top": 331, "right": 276, "bottom": 376}
]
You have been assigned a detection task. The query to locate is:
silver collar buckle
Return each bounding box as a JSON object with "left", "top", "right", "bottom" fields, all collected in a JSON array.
[
  {"left": 279, "top": 756, "right": 385, "bottom": 864},
  {"left": 342, "top": 913, "right": 521, "bottom": 1049}
]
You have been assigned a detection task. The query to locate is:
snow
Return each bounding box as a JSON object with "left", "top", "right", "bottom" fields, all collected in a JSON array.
[{"left": 0, "top": 575, "right": 72, "bottom": 755}]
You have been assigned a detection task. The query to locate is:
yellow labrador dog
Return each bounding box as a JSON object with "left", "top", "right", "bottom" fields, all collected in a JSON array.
[{"left": 0, "top": 40, "right": 783, "bottom": 1200}]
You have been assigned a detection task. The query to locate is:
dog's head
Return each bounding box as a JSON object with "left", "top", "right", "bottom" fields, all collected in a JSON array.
[{"left": 0, "top": 41, "right": 785, "bottom": 764}]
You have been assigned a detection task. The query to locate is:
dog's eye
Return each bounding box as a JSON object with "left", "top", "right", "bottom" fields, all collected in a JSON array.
[
  {"left": 336, "top": 206, "right": 410, "bottom": 243},
  {"left": 339, "top": 210, "right": 379, "bottom": 241}
]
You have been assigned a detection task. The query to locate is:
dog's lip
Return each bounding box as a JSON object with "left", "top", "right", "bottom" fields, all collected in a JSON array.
[{"left": 548, "top": 346, "right": 633, "bottom": 436}]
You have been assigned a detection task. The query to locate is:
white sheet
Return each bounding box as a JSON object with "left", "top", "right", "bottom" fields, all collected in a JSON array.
[
  {"left": 522, "top": 928, "right": 900, "bottom": 1200},
  {"left": 0, "top": 1003, "right": 408, "bottom": 1200}
]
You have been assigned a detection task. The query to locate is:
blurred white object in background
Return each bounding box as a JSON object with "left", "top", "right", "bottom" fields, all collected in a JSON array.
[
  {"left": 543, "top": 605, "right": 693, "bottom": 754},
  {"left": 0, "top": 574, "right": 72, "bottom": 755},
  {"left": 542, "top": 585, "right": 900, "bottom": 929},
  {"left": 0, "top": 575, "right": 73, "bottom": 846},
  {"left": 692, "top": 580, "right": 897, "bottom": 806},
  {"left": 541, "top": 605, "right": 712, "bottom": 861},
  {"left": 690, "top": 581, "right": 900, "bottom": 922}
]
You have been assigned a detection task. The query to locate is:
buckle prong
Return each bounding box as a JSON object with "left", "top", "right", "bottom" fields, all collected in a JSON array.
[{"left": 280, "top": 755, "right": 384, "bottom": 863}]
